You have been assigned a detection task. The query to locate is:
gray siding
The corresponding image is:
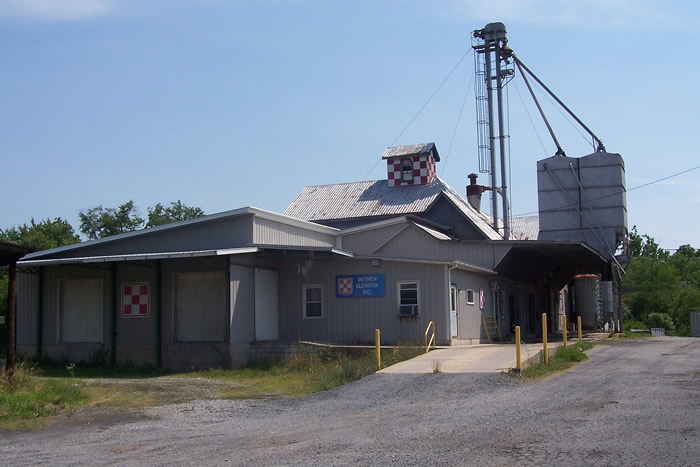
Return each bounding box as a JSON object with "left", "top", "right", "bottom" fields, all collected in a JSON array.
[
  {"left": 366, "top": 224, "right": 502, "bottom": 270},
  {"left": 278, "top": 257, "right": 450, "bottom": 345},
  {"left": 16, "top": 270, "right": 39, "bottom": 350},
  {"left": 422, "top": 196, "right": 488, "bottom": 240},
  {"left": 48, "top": 216, "right": 254, "bottom": 259},
  {"left": 230, "top": 263, "right": 255, "bottom": 345},
  {"left": 450, "top": 269, "right": 493, "bottom": 341},
  {"left": 253, "top": 217, "right": 335, "bottom": 248},
  {"left": 340, "top": 222, "right": 409, "bottom": 254}
]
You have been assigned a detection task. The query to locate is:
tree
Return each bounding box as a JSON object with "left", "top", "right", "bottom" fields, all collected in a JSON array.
[
  {"left": 79, "top": 200, "right": 145, "bottom": 239},
  {"left": 146, "top": 200, "right": 204, "bottom": 227},
  {"left": 0, "top": 218, "right": 80, "bottom": 251},
  {"left": 1, "top": 218, "right": 80, "bottom": 314}
]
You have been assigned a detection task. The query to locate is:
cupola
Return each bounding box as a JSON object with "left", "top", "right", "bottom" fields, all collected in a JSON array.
[{"left": 382, "top": 143, "right": 440, "bottom": 187}]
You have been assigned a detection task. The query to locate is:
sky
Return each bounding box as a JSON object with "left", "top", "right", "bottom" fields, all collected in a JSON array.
[{"left": 1, "top": 0, "right": 698, "bottom": 250}]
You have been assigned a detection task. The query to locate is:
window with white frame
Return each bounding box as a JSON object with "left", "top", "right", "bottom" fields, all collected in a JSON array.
[
  {"left": 397, "top": 281, "right": 419, "bottom": 316},
  {"left": 450, "top": 286, "right": 457, "bottom": 313},
  {"left": 467, "top": 289, "right": 475, "bottom": 305},
  {"left": 303, "top": 284, "right": 323, "bottom": 319}
]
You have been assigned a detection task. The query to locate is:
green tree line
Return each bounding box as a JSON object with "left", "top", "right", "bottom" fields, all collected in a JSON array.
[
  {"left": 0, "top": 200, "right": 203, "bottom": 314},
  {"left": 622, "top": 226, "right": 700, "bottom": 336}
]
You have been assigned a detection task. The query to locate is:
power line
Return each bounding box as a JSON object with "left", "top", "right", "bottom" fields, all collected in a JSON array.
[
  {"left": 512, "top": 164, "right": 700, "bottom": 217},
  {"left": 362, "top": 48, "right": 473, "bottom": 181}
]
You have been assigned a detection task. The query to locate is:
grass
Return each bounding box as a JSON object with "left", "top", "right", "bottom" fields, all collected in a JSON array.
[
  {"left": 0, "top": 343, "right": 424, "bottom": 430},
  {"left": 178, "top": 344, "right": 425, "bottom": 398},
  {"left": 0, "top": 361, "right": 87, "bottom": 431},
  {"left": 520, "top": 341, "right": 594, "bottom": 379}
]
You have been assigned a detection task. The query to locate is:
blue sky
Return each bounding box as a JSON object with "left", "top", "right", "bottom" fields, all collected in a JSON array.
[{"left": 1, "top": 0, "right": 698, "bottom": 250}]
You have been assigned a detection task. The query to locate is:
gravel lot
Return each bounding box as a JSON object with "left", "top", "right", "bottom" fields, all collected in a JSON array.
[{"left": 2, "top": 337, "right": 698, "bottom": 466}]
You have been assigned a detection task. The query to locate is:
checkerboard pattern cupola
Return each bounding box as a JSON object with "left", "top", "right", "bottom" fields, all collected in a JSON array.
[{"left": 382, "top": 143, "right": 440, "bottom": 188}]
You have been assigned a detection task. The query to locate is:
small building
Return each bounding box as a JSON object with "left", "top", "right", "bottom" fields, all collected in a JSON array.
[{"left": 15, "top": 143, "right": 615, "bottom": 369}]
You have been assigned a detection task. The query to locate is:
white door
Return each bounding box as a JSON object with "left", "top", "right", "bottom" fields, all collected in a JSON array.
[
  {"left": 255, "top": 268, "right": 279, "bottom": 341},
  {"left": 450, "top": 286, "right": 458, "bottom": 338}
]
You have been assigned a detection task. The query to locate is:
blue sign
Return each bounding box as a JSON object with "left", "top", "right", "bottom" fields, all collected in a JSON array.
[{"left": 336, "top": 274, "right": 385, "bottom": 297}]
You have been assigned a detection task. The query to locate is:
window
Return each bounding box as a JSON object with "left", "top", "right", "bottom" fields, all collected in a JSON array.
[
  {"left": 303, "top": 284, "right": 323, "bottom": 319},
  {"left": 398, "top": 281, "right": 419, "bottom": 316},
  {"left": 401, "top": 158, "right": 413, "bottom": 181},
  {"left": 450, "top": 286, "right": 457, "bottom": 313},
  {"left": 467, "top": 289, "right": 475, "bottom": 305}
]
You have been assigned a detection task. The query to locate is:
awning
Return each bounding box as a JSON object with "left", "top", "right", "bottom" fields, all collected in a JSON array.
[{"left": 495, "top": 241, "right": 609, "bottom": 287}]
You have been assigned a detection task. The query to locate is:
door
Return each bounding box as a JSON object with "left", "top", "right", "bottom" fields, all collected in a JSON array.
[
  {"left": 450, "top": 286, "right": 458, "bottom": 337},
  {"left": 255, "top": 268, "right": 279, "bottom": 341}
]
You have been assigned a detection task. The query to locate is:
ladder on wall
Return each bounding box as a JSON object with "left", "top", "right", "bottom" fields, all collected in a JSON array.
[{"left": 482, "top": 316, "right": 502, "bottom": 343}]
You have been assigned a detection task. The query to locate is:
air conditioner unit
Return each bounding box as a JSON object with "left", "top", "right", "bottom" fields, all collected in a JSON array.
[{"left": 399, "top": 304, "right": 418, "bottom": 316}]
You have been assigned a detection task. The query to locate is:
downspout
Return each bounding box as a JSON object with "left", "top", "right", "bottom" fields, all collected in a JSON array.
[
  {"left": 110, "top": 263, "right": 117, "bottom": 367},
  {"left": 35, "top": 267, "right": 43, "bottom": 361},
  {"left": 155, "top": 260, "right": 162, "bottom": 368}
]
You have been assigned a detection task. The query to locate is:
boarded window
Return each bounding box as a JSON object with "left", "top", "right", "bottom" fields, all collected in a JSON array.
[
  {"left": 174, "top": 271, "right": 226, "bottom": 342},
  {"left": 60, "top": 278, "right": 103, "bottom": 343},
  {"left": 303, "top": 284, "right": 323, "bottom": 319}
]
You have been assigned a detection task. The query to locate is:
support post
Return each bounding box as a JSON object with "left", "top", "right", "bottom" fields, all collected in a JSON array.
[
  {"left": 515, "top": 325, "right": 521, "bottom": 372},
  {"left": 375, "top": 329, "right": 381, "bottom": 370},
  {"left": 110, "top": 264, "right": 117, "bottom": 367},
  {"left": 35, "top": 267, "right": 43, "bottom": 361},
  {"left": 542, "top": 312, "right": 548, "bottom": 364},
  {"left": 563, "top": 315, "right": 567, "bottom": 350},
  {"left": 6, "top": 262, "right": 17, "bottom": 380},
  {"left": 577, "top": 316, "right": 583, "bottom": 344}
]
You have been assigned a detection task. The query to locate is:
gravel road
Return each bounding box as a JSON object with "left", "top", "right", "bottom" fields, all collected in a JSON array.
[{"left": 2, "top": 337, "right": 698, "bottom": 466}]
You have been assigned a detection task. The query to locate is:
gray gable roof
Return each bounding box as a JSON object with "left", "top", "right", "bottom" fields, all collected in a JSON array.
[{"left": 284, "top": 176, "right": 502, "bottom": 240}]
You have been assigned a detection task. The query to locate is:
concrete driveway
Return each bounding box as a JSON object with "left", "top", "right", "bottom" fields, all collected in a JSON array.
[{"left": 379, "top": 339, "right": 580, "bottom": 374}]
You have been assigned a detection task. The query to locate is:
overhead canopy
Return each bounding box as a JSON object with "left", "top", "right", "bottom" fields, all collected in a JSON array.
[
  {"left": 0, "top": 242, "right": 33, "bottom": 267},
  {"left": 495, "top": 241, "right": 610, "bottom": 288}
]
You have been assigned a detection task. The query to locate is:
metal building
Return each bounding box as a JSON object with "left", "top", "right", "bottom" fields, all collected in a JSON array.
[{"left": 14, "top": 143, "right": 614, "bottom": 369}]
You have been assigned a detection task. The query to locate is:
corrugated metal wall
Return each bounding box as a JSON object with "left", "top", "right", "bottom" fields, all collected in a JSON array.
[
  {"left": 690, "top": 311, "right": 700, "bottom": 337},
  {"left": 451, "top": 269, "right": 491, "bottom": 340},
  {"left": 277, "top": 257, "right": 450, "bottom": 345},
  {"left": 16, "top": 270, "right": 39, "bottom": 349},
  {"left": 253, "top": 217, "right": 336, "bottom": 247},
  {"left": 49, "top": 216, "right": 254, "bottom": 258},
  {"left": 339, "top": 222, "right": 407, "bottom": 254},
  {"left": 230, "top": 262, "right": 255, "bottom": 344}
]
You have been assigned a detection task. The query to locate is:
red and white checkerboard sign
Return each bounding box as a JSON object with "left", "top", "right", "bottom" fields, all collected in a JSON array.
[
  {"left": 122, "top": 282, "right": 150, "bottom": 318},
  {"left": 386, "top": 155, "right": 436, "bottom": 187},
  {"left": 337, "top": 277, "right": 353, "bottom": 296}
]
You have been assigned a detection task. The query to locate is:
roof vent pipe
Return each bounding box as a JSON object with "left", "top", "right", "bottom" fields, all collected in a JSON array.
[{"left": 466, "top": 173, "right": 487, "bottom": 211}]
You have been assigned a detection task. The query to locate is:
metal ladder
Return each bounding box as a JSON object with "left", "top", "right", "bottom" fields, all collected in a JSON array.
[{"left": 482, "top": 316, "right": 502, "bottom": 343}]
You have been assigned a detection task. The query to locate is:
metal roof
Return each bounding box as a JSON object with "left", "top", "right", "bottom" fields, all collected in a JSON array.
[
  {"left": 381, "top": 142, "right": 440, "bottom": 161},
  {"left": 284, "top": 176, "right": 501, "bottom": 240},
  {"left": 509, "top": 216, "right": 540, "bottom": 240},
  {"left": 0, "top": 242, "right": 33, "bottom": 266}
]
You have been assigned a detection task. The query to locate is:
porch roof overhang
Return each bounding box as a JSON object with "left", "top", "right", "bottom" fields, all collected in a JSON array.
[
  {"left": 17, "top": 245, "right": 353, "bottom": 267},
  {"left": 0, "top": 242, "right": 33, "bottom": 267},
  {"left": 495, "top": 241, "right": 609, "bottom": 287}
]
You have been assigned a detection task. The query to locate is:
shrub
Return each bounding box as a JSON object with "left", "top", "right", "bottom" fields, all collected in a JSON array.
[{"left": 645, "top": 312, "right": 675, "bottom": 335}]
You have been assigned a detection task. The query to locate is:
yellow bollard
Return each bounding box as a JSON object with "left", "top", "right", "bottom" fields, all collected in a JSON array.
[
  {"left": 563, "top": 315, "right": 568, "bottom": 350},
  {"left": 542, "top": 313, "right": 548, "bottom": 364},
  {"left": 375, "top": 328, "right": 381, "bottom": 370},
  {"left": 577, "top": 316, "right": 582, "bottom": 344},
  {"left": 515, "top": 326, "right": 521, "bottom": 372}
]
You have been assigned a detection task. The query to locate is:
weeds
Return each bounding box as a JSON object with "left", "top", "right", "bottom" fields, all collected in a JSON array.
[
  {"left": 521, "top": 342, "right": 594, "bottom": 379},
  {"left": 0, "top": 361, "right": 86, "bottom": 430}
]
